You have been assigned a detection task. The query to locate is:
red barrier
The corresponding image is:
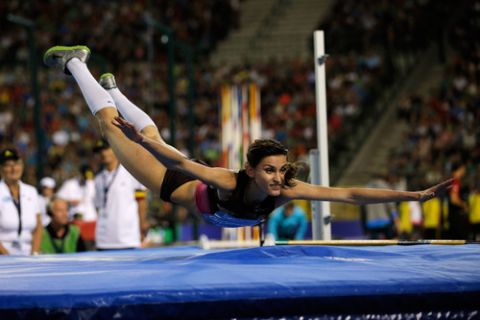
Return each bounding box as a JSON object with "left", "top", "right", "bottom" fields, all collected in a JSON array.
[{"left": 71, "top": 220, "right": 96, "bottom": 241}]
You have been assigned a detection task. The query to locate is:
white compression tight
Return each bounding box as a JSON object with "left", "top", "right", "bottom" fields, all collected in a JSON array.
[
  {"left": 66, "top": 58, "right": 117, "bottom": 115},
  {"left": 67, "top": 58, "right": 156, "bottom": 131},
  {"left": 104, "top": 86, "right": 156, "bottom": 131}
]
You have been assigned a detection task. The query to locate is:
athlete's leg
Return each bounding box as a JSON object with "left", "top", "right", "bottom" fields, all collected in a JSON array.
[
  {"left": 97, "top": 79, "right": 198, "bottom": 208},
  {"left": 43, "top": 46, "right": 196, "bottom": 208},
  {"left": 97, "top": 107, "right": 199, "bottom": 212},
  {"left": 96, "top": 73, "right": 199, "bottom": 207},
  {"left": 94, "top": 107, "right": 166, "bottom": 191},
  {"left": 99, "top": 73, "right": 166, "bottom": 143}
]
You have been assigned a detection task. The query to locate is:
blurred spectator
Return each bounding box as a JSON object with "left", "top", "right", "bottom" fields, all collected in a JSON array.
[
  {"left": 56, "top": 164, "right": 97, "bottom": 221},
  {"left": 268, "top": 202, "right": 307, "bottom": 241},
  {"left": 143, "top": 200, "right": 177, "bottom": 246},
  {"left": 398, "top": 201, "right": 423, "bottom": 240},
  {"left": 38, "top": 176, "right": 56, "bottom": 226},
  {"left": 361, "top": 174, "right": 399, "bottom": 239},
  {"left": 40, "top": 197, "right": 86, "bottom": 254},
  {"left": 448, "top": 162, "right": 469, "bottom": 240},
  {"left": 421, "top": 198, "right": 442, "bottom": 239},
  {"left": 0, "top": 148, "right": 42, "bottom": 255},
  {"left": 469, "top": 183, "right": 480, "bottom": 241},
  {"left": 93, "top": 139, "right": 147, "bottom": 250}
]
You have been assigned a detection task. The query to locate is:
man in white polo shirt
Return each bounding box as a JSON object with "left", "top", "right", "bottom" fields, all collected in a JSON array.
[
  {"left": 93, "top": 139, "right": 147, "bottom": 250},
  {"left": 56, "top": 165, "right": 97, "bottom": 222}
]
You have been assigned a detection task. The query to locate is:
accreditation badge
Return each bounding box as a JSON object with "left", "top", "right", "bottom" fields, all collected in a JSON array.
[{"left": 11, "top": 240, "right": 22, "bottom": 250}]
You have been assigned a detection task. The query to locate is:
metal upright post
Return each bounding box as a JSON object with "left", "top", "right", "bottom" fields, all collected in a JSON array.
[{"left": 312, "top": 30, "right": 331, "bottom": 240}]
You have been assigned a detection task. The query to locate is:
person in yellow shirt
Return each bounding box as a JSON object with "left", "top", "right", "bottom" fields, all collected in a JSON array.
[
  {"left": 422, "top": 198, "right": 442, "bottom": 239},
  {"left": 468, "top": 187, "right": 480, "bottom": 241},
  {"left": 398, "top": 201, "right": 422, "bottom": 240}
]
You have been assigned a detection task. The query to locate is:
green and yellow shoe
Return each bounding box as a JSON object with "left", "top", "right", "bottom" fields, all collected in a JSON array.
[
  {"left": 43, "top": 45, "right": 90, "bottom": 75},
  {"left": 99, "top": 73, "right": 117, "bottom": 90}
]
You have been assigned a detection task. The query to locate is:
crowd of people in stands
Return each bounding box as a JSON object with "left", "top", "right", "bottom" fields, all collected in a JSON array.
[
  {"left": 1, "top": 0, "right": 454, "bottom": 183},
  {"left": 385, "top": 1, "right": 480, "bottom": 241},
  {"left": 0, "top": 0, "right": 478, "bottom": 254},
  {"left": 1, "top": 0, "right": 241, "bottom": 184}
]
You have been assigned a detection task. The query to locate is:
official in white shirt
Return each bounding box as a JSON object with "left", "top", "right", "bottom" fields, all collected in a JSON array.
[
  {"left": 56, "top": 165, "right": 97, "bottom": 221},
  {"left": 93, "top": 139, "right": 147, "bottom": 250},
  {"left": 0, "top": 148, "right": 42, "bottom": 255},
  {"left": 38, "top": 176, "right": 56, "bottom": 226}
]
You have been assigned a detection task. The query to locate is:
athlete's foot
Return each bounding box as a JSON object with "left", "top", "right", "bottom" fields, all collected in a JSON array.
[
  {"left": 43, "top": 45, "right": 90, "bottom": 75},
  {"left": 99, "top": 73, "right": 117, "bottom": 90}
]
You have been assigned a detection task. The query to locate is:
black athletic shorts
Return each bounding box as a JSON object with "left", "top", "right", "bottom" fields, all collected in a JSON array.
[{"left": 159, "top": 160, "right": 205, "bottom": 202}]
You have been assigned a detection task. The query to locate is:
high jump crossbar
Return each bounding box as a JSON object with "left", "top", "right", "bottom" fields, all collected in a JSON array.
[{"left": 276, "top": 240, "right": 480, "bottom": 246}]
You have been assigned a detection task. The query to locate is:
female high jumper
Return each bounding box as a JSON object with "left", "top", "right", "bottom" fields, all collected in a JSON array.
[{"left": 43, "top": 45, "right": 452, "bottom": 227}]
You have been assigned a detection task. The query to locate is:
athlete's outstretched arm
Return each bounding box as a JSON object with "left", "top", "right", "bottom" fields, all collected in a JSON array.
[
  {"left": 113, "top": 116, "right": 236, "bottom": 191},
  {"left": 281, "top": 179, "right": 453, "bottom": 204}
]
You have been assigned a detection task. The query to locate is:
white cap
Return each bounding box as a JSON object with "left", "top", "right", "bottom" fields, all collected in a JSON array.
[{"left": 40, "top": 177, "right": 56, "bottom": 189}]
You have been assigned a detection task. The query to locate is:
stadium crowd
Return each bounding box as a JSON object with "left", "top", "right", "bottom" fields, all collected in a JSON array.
[
  {"left": 0, "top": 0, "right": 478, "bottom": 251},
  {"left": 388, "top": 3, "right": 480, "bottom": 240}
]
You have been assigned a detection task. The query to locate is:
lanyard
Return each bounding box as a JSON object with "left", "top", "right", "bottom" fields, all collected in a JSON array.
[
  {"left": 103, "top": 166, "right": 120, "bottom": 208},
  {"left": 9, "top": 187, "right": 22, "bottom": 236}
]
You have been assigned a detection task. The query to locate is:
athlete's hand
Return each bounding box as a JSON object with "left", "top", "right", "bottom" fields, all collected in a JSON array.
[
  {"left": 417, "top": 178, "right": 454, "bottom": 202},
  {"left": 112, "top": 116, "right": 144, "bottom": 143}
]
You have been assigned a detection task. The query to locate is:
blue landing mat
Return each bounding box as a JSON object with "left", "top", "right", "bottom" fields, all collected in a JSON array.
[{"left": 1, "top": 245, "right": 479, "bottom": 319}]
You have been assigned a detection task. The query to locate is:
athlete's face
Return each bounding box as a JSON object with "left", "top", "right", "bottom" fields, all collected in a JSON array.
[
  {"left": 0, "top": 159, "right": 24, "bottom": 184},
  {"left": 248, "top": 155, "right": 288, "bottom": 196}
]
